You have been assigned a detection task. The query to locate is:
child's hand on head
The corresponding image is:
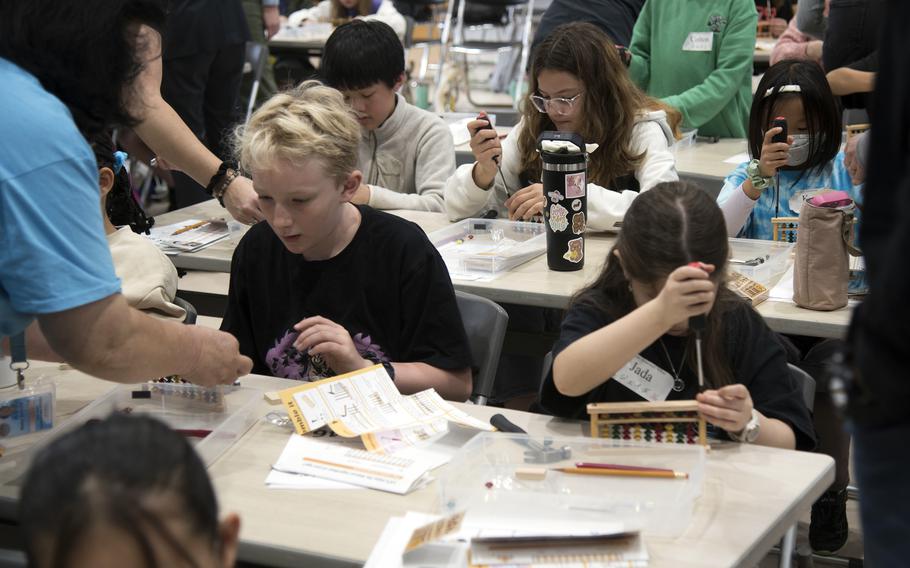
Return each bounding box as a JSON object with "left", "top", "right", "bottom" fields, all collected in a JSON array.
[
  {"left": 505, "top": 183, "right": 544, "bottom": 221},
  {"left": 293, "top": 316, "right": 372, "bottom": 374},
  {"left": 696, "top": 384, "right": 754, "bottom": 434},
  {"left": 758, "top": 126, "right": 793, "bottom": 179},
  {"left": 654, "top": 264, "right": 716, "bottom": 329}
]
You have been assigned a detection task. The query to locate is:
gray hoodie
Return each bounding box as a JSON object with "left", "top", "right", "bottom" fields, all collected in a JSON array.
[{"left": 362, "top": 94, "right": 455, "bottom": 212}]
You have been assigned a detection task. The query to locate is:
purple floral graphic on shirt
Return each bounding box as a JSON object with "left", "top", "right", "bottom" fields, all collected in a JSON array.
[{"left": 265, "top": 329, "right": 388, "bottom": 381}]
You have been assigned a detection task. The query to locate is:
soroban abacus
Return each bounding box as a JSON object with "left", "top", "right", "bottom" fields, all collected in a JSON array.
[
  {"left": 587, "top": 400, "right": 708, "bottom": 446},
  {"left": 127, "top": 377, "right": 226, "bottom": 413}
]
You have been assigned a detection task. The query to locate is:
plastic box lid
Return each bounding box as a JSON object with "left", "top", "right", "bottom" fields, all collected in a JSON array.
[
  {"left": 429, "top": 219, "right": 546, "bottom": 277},
  {"left": 438, "top": 432, "right": 706, "bottom": 538}
]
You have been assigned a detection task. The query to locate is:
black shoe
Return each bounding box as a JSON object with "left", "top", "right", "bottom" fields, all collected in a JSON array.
[{"left": 810, "top": 489, "right": 849, "bottom": 554}]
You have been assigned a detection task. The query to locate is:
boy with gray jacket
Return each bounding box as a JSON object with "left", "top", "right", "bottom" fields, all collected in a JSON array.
[{"left": 320, "top": 20, "right": 454, "bottom": 212}]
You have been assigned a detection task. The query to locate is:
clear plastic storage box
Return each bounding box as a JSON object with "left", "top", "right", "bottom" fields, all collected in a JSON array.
[
  {"left": 728, "top": 237, "right": 794, "bottom": 286},
  {"left": 428, "top": 219, "right": 546, "bottom": 277},
  {"left": 438, "top": 433, "right": 706, "bottom": 537}
]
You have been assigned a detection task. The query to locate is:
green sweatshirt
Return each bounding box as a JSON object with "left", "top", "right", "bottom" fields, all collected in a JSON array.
[{"left": 629, "top": 0, "right": 757, "bottom": 138}]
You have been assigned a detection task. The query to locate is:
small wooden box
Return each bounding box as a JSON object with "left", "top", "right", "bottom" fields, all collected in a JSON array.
[{"left": 587, "top": 400, "right": 707, "bottom": 446}]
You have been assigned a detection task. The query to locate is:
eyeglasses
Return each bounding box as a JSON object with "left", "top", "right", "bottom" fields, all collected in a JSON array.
[{"left": 529, "top": 92, "right": 584, "bottom": 115}]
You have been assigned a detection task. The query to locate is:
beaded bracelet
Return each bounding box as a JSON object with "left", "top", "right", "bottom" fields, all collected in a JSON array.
[{"left": 206, "top": 162, "right": 239, "bottom": 206}]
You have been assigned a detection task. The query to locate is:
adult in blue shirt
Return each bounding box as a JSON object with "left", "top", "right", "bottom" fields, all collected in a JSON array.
[{"left": 0, "top": 1, "right": 251, "bottom": 386}]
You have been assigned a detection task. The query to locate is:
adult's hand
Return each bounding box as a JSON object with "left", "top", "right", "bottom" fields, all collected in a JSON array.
[{"left": 222, "top": 176, "right": 264, "bottom": 224}]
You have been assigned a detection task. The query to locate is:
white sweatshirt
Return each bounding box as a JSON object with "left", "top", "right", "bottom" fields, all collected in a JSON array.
[
  {"left": 288, "top": 0, "right": 406, "bottom": 38},
  {"left": 443, "top": 110, "right": 679, "bottom": 232},
  {"left": 361, "top": 94, "right": 454, "bottom": 212}
]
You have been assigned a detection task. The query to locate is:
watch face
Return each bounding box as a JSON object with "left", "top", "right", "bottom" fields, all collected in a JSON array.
[{"left": 744, "top": 421, "right": 760, "bottom": 443}]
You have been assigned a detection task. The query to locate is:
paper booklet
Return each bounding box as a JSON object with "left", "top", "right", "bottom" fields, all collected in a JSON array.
[
  {"left": 366, "top": 511, "right": 649, "bottom": 567},
  {"left": 146, "top": 218, "right": 229, "bottom": 254},
  {"left": 277, "top": 365, "right": 494, "bottom": 453},
  {"left": 271, "top": 433, "right": 450, "bottom": 494}
]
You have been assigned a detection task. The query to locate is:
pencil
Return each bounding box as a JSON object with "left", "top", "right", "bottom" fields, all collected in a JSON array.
[
  {"left": 172, "top": 220, "right": 210, "bottom": 235},
  {"left": 574, "top": 462, "right": 677, "bottom": 474},
  {"left": 558, "top": 467, "right": 688, "bottom": 479}
]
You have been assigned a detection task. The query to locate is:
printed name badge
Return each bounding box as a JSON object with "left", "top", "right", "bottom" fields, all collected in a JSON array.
[
  {"left": 612, "top": 355, "right": 676, "bottom": 402},
  {"left": 682, "top": 32, "right": 714, "bottom": 52}
]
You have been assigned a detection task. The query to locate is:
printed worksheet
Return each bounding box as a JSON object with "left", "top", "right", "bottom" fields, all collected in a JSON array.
[{"left": 278, "top": 365, "right": 494, "bottom": 452}]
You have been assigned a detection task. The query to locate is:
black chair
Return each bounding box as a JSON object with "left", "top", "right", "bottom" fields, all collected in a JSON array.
[{"left": 455, "top": 291, "right": 509, "bottom": 405}]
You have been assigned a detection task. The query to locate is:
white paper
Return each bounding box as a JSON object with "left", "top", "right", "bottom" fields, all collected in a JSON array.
[
  {"left": 265, "top": 469, "right": 364, "bottom": 490},
  {"left": 146, "top": 218, "right": 229, "bottom": 254},
  {"left": 282, "top": 366, "right": 494, "bottom": 450},
  {"left": 272, "top": 434, "right": 451, "bottom": 494},
  {"left": 723, "top": 152, "right": 751, "bottom": 164},
  {"left": 365, "top": 512, "right": 448, "bottom": 568}
]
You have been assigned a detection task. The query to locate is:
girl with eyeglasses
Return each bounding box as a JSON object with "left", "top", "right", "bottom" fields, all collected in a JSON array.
[{"left": 444, "top": 22, "right": 682, "bottom": 231}]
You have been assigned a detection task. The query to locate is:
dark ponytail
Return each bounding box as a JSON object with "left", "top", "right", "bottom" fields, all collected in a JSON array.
[
  {"left": 88, "top": 130, "right": 155, "bottom": 234},
  {"left": 572, "top": 181, "right": 739, "bottom": 387}
]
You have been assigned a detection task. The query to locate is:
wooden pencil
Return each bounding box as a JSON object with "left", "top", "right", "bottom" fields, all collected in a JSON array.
[{"left": 558, "top": 467, "right": 688, "bottom": 479}]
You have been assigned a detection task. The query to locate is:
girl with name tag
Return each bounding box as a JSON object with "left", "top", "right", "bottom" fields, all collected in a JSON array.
[
  {"left": 539, "top": 182, "right": 815, "bottom": 451},
  {"left": 444, "top": 22, "right": 680, "bottom": 232}
]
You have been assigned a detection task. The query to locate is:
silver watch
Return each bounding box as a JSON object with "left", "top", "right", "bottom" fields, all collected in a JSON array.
[{"left": 730, "top": 408, "right": 761, "bottom": 443}]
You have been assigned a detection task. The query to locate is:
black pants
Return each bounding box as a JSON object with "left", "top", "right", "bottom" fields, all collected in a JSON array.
[{"left": 162, "top": 43, "right": 245, "bottom": 209}]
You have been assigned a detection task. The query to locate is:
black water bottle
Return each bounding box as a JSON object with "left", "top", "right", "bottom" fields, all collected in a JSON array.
[{"left": 538, "top": 131, "right": 588, "bottom": 271}]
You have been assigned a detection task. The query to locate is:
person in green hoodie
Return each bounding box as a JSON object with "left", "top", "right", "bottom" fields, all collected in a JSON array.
[{"left": 629, "top": 0, "right": 758, "bottom": 138}]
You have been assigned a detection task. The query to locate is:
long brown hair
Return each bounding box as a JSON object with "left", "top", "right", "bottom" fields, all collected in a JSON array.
[
  {"left": 518, "top": 22, "right": 682, "bottom": 187},
  {"left": 331, "top": 0, "right": 373, "bottom": 19},
  {"left": 573, "top": 182, "right": 738, "bottom": 387}
]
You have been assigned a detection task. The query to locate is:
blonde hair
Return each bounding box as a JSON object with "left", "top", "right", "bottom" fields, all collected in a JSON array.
[{"left": 235, "top": 80, "right": 360, "bottom": 182}]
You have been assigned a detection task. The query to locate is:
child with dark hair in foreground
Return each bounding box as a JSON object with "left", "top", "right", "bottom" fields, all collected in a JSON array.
[{"left": 20, "top": 413, "right": 241, "bottom": 568}]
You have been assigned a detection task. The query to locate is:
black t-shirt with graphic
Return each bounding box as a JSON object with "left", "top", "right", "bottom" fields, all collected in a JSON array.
[
  {"left": 538, "top": 298, "right": 816, "bottom": 451},
  {"left": 221, "top": 206, "right": 472, "bottom": 382}
]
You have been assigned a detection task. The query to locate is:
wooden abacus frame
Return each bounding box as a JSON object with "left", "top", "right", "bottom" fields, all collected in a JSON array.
[{"left": 587, "top": 400, "right": 708, "bottom": 446}]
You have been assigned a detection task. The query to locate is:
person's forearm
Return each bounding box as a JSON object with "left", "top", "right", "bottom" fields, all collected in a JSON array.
[
  {"left": 133, "top": 99, "right": 222, "bottom": 188},
  {"left": 753, "top": 414, "right": 797, "bottom": 449},
  {"left": 38, "top": 295, "right": 203, "bottom": 383},
  {"left": 553, "top": 301, "right": 669, "bottom": 397},
  {"left": 392, "top": 362, "right": 472, "bottom": 401},
  {"left": 130, "top": 40, "right": 222, "bottom": 189},
  {"left": 827, "top": 68, "right": 876, "bottom": 95}
]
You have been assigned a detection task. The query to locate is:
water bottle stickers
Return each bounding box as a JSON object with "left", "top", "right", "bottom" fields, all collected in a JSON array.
[
  {"left": 548, "top": 203, "right": 569, "bottom": 232},
  {"left": 572, "top": 212, "right": 586, "bottom": 234},
  {"left": 563, "top": 237, "right": 584, "bottom": 263},
  {"left": 565, "top": 172, "right": 586, "bottom": 198},
  {"left": 571, "top": 199, "right": 582, "bottom": 212},
  {"left": 547, "top": 190, "right": 564, "bottom": 203}
]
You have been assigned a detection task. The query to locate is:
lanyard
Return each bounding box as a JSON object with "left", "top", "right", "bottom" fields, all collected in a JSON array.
[{"left": 8, "top": 332, "right": 27, "bottom": 389}]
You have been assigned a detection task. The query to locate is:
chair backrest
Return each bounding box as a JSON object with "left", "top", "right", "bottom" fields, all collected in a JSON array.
[
  {"left": 172, "top": 296, "right": 198, "bottom": 325},
  {"left": 788, "top": 363, "right": 816, "bottom": 412},
  {"left": 455, "top": 291, "right": 508, "bottom": 405}
]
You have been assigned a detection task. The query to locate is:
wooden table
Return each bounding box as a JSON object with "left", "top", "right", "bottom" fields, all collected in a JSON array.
[
  {"left": 2, "top": 368, "right": 833, "bottom": 568},
  {"left": 160, "top": 200, "right": 852, "bottom": 339}
]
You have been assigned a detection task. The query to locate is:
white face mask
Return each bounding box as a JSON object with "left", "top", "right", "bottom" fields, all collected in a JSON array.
[{"left": 787, "top": 134, "right": 813, "bottom": 167}]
